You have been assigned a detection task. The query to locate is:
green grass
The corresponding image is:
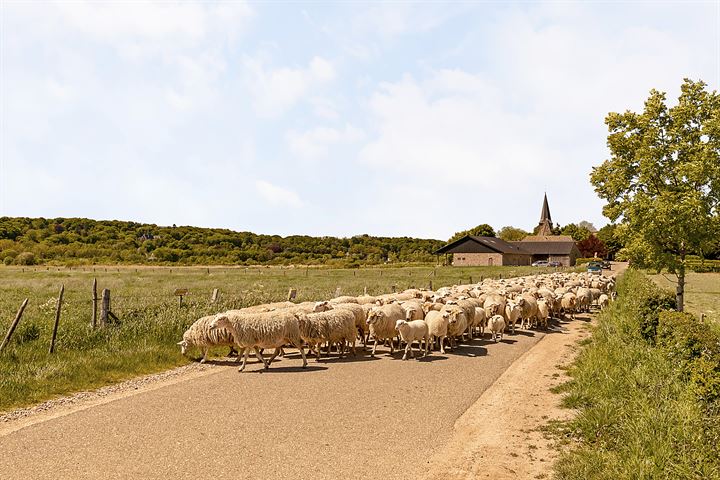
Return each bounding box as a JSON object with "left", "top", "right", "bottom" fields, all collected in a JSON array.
[
  {"left": 552, "top": 270, "right": 720, "bottom": 479},
  {"left": 0, "top": 263, "right": 561, "bottom": 412},
  {"left": 649, "top": 272, "right": 720, "bottom": 324}
]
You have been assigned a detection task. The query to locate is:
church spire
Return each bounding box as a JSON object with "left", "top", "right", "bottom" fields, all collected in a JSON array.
[{"left": 536, "top": 193, "right": 553, "bottom": 236}]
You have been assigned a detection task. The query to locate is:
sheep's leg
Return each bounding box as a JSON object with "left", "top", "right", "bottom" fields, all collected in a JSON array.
[
  {"left": 350, "top": 337, "right": 356, "bottom": 356},
  {"left": 254, "top": 347, "right": 269, "bottom": 369},
  {"left": 200, "top": 347, "right": 208, "bottom": 364},
  {"left": 267, "top": 347, "right": 281, "bottom": 365},
  {"left": 297, "top": 344, "right": 307, "bottom": 368},
  {"left": 371, "top": 338, "right": 379, "bottom": 357},
  {"left": 389, "top": 337, "right": 394, "bottom": 355},
  {"left": 402, "top": 343, "right": 410, "bottom": 360},
  {"left": 423, "top": 336, "right": 428, "bottom": 357},
  {"left": 239, "top": 347, "right": 250, "bottom": 372},
  {"left": 439, "top": 336, "right": 446, "bottom": 354}
]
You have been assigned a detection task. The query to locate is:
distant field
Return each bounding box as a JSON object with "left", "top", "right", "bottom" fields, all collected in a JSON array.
[
  {"left": 649, "top": 272, "right": 720, "bottom": 324},
  {"left": 0, "top": 264, "right": 561, "bottom": 412}
]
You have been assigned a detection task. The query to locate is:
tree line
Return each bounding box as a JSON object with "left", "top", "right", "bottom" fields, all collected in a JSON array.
[{"left": 0, "top": 217, "right": 445, "bottom": 267}]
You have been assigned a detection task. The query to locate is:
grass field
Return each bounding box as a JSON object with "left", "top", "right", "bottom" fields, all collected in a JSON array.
[
  {"left": 0, "top": 264, "right": 559, "bottom": 412},
  {"left": 649, "top": 272, "right": 720, "bottom": 324}
]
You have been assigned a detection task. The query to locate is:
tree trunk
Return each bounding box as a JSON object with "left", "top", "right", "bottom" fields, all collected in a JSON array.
[{"left": 676, "top": 246, "right": 685, "bottom": 312}]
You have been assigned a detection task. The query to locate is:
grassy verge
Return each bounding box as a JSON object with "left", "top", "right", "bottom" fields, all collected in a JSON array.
[
  {"left": 553, "top": 269, "right": 720, "bottom": 479},
  {"left": 0, "top": 264, "right": 565, "bottom": 412}
]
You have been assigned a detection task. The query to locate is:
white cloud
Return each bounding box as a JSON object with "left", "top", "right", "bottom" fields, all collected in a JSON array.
[
  {"left": 286, "top": 124, "right": 365, "bottom": 160},
  {"left": 243, "top": 56, "right": 337, "bottom": 117},
  {"left": 255, "top": 180, "right": 304, "bottom": 208}
]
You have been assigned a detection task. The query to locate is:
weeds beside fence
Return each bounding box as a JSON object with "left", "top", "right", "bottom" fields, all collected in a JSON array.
[{"left": 553, "top": 269, "right": 720, "bottom": 479}]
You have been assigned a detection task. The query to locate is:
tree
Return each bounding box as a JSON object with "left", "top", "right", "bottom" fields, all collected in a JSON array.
[
  {"left": 447, "top": 224, "right": 495, "bottom": 243},
  {"left": 497, "top": 226, "right": 529, "bottom": 241},
  {"left": 590, "top": 79, "right": 720, "bottom": 311},
  {"left": 577, "top": 220, "right": 597, "bottom": 233},
  {"left": 576, "top": 235, "right": 607, "bottom": 258},
  {"left": 559, "top": 223, "right": 592, "bottom": 242},
  {"left": 596, "top": 223, "right": 624, "bottom": 259}
]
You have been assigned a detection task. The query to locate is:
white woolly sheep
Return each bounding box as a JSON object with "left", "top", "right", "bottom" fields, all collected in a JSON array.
[
  {"left": 424, "top": 310, "right": 448, "bottom": 354},
  {"left": 395, "top": 319, "right": 429, "bottom": 360},
  {"left": 504, "top": 301, "right": 522, "bottom": 334},
  {"left": 210, "top": 310, "right": 308, "bottom": 372},
  {"left": 305, "top": 309, "right": 357, "bottom": 359},
  {"left": 366, "top": 303, "right": 405, "bottom": 356},
  {"left": 488, "top": 315, "right": 506, "bottom": 342},
  {"left": 178, "top": 314, "right": 236, "bottom": 363}
]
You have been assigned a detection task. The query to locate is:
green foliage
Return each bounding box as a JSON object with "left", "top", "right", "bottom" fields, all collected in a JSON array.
[
  {"left": 14, "top": 252, "right": 36, "bottom": 265},
  {"left": 575, "top": 257, "right": 603, "bottom": 265},
  {"left": 0, "top": 217, "right": 444, "bottom": 266},
  {"left": 590, "top": 79, "right": 720, "bottom": 310},
  {"left": 497, "top": 225, "right": 529, "bottom": 241},
  {"left": 597, "top": 223, "right": 624, "bottom": 259},
  {"left": 554, "top": 270, "right": 720, "bottom": 479},
  {"left": 447, "top": 224, "right": 495, "bottom": 243},
  {"left": 559, "top": 223, "right": 593, "bottom": 242}
]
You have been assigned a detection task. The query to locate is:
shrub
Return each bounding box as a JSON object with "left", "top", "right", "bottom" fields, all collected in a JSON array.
[
  {"left": 576, "top": 257, "right": 602, "bottom": 265},
  {"left": 637, "top": 288, "right": 676, "bottom": 342},
  {"left": 14, "top": 252, "right": 36, "bottom": 265}
]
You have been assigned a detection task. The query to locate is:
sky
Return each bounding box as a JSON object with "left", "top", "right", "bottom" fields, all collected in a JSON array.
[{"left": 1, "top": 1, "right": 719, "bottom": 240}]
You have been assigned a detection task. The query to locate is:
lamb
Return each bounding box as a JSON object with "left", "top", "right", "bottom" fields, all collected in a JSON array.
[
  {"left": 424, "top": 310, "right": 448, "bottom": 354},
  {"left": 395, "top": 319, "right": 429, "bottom": 360},
  {"left": 488, "top": 315, "right": 506, "bottom": 342},
  {"left": 210, "top": 310, "right": 308, "bottom": 372},
  {"left": 366, "top": 303, "right": 405, "bottom": 356},
  {"left": 178, "top": 314, "right": 236, "bottom": 363}
]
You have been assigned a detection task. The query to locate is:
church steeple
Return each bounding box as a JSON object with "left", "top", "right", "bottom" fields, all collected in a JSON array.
[{"left": 536, "top": 193, "right": 553, "bottom": 236}]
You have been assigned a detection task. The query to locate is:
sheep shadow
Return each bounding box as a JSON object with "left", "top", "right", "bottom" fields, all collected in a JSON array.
[
  {"left": 444, "top": 344, "right": 489, "bottom": 357},
  {"left": 248, "top": 365, "right": 329, "bottom": 374}
]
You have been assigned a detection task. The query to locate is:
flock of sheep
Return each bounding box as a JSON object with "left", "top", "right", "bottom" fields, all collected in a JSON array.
[{"left": 177, "top": 271, "right": 616, "bottom": 371}]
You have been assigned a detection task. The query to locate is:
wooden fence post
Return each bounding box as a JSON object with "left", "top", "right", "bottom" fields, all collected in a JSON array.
[
  {"left": 92, "top": 278, "right": 98, "bottom": 329},
  {"left": 49, "top": 285, "right": 64, "bottom": 353},
  {"left": 211, "top": 288, "right": 219, "bottom": 303},
  {"left": 428, "top": 280, "right": 433, "bottom": 291},
  {"left": 287, "top": 288, "right": 297, "bottom": 301},
  {"left": 101, "top": 289, "right": 110, "bottom": 326},
  {"left": 0, "top": 298, "right": 29, "bottom": 353}
]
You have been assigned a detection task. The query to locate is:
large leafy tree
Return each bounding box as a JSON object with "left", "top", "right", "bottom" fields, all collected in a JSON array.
[
  {"left": 596, "top": 223, "right": 624, "bottom": 259},
  {"left": 559, "top": 223, "right": 593, "bottom": 242},
  {"left": 590, "top": 79, "right": 720, "bottom": 311},
  {"left": 497, "top": 226, "right": 529, "bottom": 241},
  {"left": 447, "top": 224, "right": 496, "bottom": 243}
]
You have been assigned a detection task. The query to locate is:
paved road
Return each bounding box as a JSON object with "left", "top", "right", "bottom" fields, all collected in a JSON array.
[{"left": 0, "top": 332, "right": 548, "bottom": 480}]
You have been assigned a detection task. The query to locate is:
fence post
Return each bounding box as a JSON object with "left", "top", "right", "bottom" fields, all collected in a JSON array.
[
  {"left": 92, "top": 278, "right": 98, "bottom": 329},
  {"left": 211, "top": 288, "right": 219, "bottom": 303},
  {"left": 287, "top": 288, "right": 297, "bottom": 301},
  {"left": 49, "top": 285, "right": 64, "bottom": 354},
  {"left": 0, "top": 298, "right": 29, "bottom": 353},
  {"left": 101, "top": 289, "right": 110, "bottom": 326},
  {"left": 428, "top": 280, "right": 433, "bottom": 291}
]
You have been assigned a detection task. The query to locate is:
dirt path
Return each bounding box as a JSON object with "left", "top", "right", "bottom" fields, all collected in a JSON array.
[
  {"left": 0, "top": 326, "right": 559, "bottom": 480},
  {"left": 423, "top": 314, "right": 591, "bottom": 479}
]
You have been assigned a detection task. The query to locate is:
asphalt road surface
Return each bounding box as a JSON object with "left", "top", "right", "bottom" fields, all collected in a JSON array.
[{"left": 0, "top": 331, "right": 549, "bottom": 480}]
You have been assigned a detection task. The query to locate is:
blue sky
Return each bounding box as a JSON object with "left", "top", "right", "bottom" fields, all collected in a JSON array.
[{"left": 1, "top": 1, "right": 718, "bottom": 240}]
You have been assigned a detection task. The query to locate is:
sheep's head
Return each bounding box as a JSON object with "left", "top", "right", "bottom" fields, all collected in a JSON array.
[
  {"left": 404, "top": 306, "right": 418, "bottom": 320},
  {"left": 313, "top": 301, "right": 330, "bottom": 312},
  {"left": 177, "top": 339, "right": 189, "bottom": 355},
  {"left": 395, "top": 319, "right": 407, "bottom": 331},
  {"left": 366, "top": 309, "right": 383, "bottom": 325}
]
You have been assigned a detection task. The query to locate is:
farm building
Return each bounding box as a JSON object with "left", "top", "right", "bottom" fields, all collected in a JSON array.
[
  {"left": 511, "top": 194, "right": 581, "bottom": 266},
  {"left": 511, "top": 236, "right": 581, "bottom": 266},
  {"left": 434, "top": 236, "right": 532, "bottom": 266}
]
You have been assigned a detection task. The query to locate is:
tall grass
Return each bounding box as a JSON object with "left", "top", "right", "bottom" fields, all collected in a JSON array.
[
  {"left": 554, "top": 270, "right": 720, "bottom": 479},
  {"left": 0, "top": 264, "right": 561, "bottom": 412}
]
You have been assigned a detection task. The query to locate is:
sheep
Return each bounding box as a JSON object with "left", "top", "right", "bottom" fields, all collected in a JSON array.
[
  {"left": 400, "top": 300, "right": 425, "bottom": 321},
  {"left": 305, "top": 309, "right": 357, "bottom": 359},
  {"left": 536, "top": 299, "right": 550, "bottom": 329},
  {"left": 329, "top": 295, "right": 359, "bottom": 305},
  {"left": 561, "top": 293, "right": 578, "bottom": 319},
  {"left": 210, "top": 310, "right": 308, "bottom": 372},
  {"left": 518, "top": 294, "right": 539, "bottom": 329},
  {"left": 471, "top": 307, "right": 487, "bottom": 338},
  {"left": 504, "top": 301, "right": 522, "bottom": 334},
  {"left": 488, "top": 315, "right": 506, "bottom": 342},
  {"left": 442, "top": 306, "right": 468, "bottom": 350},
  {"left": 366, "top": 303, "right": 405, "bottom": 356},
  {"left": 598, "top": 294, "right": 610, "bottom": 310},
  {"left": 395, "top": 319, "right": 429, "bottom": 360},
  {"left": 330, "top": 303, "right": 368, "bottom": 346},
  {"left": 356, "top": 295, "right": 378, "bottom": 305},
  {"left": 178, "top": 314, "right": 236, "bottom": 363},
  {"left": 424, "top": 310, "right": 448, "bottom": 354}
]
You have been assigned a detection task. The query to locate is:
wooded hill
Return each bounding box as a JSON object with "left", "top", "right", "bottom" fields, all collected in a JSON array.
[{"left": 0, "top": 217, "right": 444, "bottom": 266}]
